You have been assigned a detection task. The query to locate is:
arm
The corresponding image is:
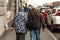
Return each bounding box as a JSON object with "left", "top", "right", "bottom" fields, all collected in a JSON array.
[
  {"left": 9, "top": 16, "right": 17, "bottom": 31},
  {"left": 40, "top": 14, "right": 46, "bottom": 31}
]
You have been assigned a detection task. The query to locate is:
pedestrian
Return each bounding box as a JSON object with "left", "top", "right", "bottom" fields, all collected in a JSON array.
[
  {"left": 24, "top": 3, "right": 29, "bottom": 12},
  {"left": 43, "top": 10, "right": 48, "bottom": 25},
  {"left": 11, "top": 7, "right": 28, "bottom": 40},
  {"left": 27, "top": 8, "right": 45, "bottom": 40}
]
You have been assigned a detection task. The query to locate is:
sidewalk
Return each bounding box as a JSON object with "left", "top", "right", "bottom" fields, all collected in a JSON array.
[{"left": 0, "top": 29, "right": 55, "bottom": 40}]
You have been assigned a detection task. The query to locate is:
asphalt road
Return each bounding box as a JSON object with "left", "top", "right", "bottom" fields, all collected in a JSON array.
[
  {"left": 53, "top": 30, "right": 60, "bottom": 40},
  {"left": 48, "top": 27, "right": 60, "bottom": 40}
]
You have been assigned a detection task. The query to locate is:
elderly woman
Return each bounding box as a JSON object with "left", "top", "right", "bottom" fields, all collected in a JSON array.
[{"left": 12, "top": 7, "right": 28, "bottom": 40}]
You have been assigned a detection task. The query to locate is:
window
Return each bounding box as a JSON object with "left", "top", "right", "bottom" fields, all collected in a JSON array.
[{"left": 58, "top": 9, "right": 60, "bottom": 11}]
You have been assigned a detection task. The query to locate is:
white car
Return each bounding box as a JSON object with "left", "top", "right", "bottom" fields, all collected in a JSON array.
[
  {"left": 40, "top": 7, "right": 50, "bottom": 13},
  {"left": 47, "top": 7, "right": 60, "bottom": 32}
]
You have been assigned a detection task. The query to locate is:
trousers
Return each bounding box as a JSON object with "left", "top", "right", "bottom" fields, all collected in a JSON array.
[
  {"left": 16, "top": 33, "right": 25, "bottom": 40},
  {"left": 30, "top": 30, "right": 40, "bottom": 40}
]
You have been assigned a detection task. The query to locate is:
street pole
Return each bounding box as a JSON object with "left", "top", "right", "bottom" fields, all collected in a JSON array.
[
  {"left": 15, "top": 0, "right": 18, "bottom": 15},
  {"left": 18, "top": 0, "right": 20, "bottom": 7},
  {"left": 16, "top": 0, "right": 18, "bottom": 14},
  {"left": 4, "top": 0, "right": 7, "bottom": 29},
  {"left": 15, "top": 0, "right": 16, "bottom": 15}
]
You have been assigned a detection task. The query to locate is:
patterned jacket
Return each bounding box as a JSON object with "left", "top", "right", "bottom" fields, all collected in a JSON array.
[{"left": 13, "top": 12, "right": 28, "bottom": 33}]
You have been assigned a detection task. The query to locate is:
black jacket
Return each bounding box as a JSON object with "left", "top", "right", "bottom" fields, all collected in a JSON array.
[{"left": 27, "top": 10, "right": 45, "bottom": 30}]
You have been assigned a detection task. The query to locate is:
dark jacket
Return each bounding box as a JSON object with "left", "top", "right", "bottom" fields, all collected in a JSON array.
[{"left": 27, "top": 10, "right": 45, "bottom": 30}]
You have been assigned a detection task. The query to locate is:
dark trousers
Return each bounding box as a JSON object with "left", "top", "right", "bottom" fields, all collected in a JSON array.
[{"left": 16, "top": 33, "right": 25, "bottom": 40}]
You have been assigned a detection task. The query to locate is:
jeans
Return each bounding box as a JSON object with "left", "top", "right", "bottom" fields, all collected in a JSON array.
[{"left": 30, "top": 30, "right": 40, "bottom": 40}]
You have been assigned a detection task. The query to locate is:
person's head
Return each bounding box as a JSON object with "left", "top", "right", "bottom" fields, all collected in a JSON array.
[
  {"left": 25, "top": 3, "right": 27, "bottom": 7},
  {"left": 18, "top": 7, "right": 20, "bottom": 12},
  {"left": 36, "top": 7, "right": 40, "bottom": 13},
  {"left": 31, "top": 8, "right": 36, "bottom": 13},
  {"left": 28, "top": 5, "right": 31, "bottom": 7},
  {"left": 40, "top": 9, "right": 42, "bottom": 13},
  {"left": 28, "top": 5, "right": 32, "bottom": 10}
]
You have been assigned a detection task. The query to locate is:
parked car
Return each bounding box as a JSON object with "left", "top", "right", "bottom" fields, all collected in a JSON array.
[
  {"left": 40, "top": 7, "right": 50, "bottom": 14},
  {"left": 47, "top": 7, "right": 60, "bottom": 32}
]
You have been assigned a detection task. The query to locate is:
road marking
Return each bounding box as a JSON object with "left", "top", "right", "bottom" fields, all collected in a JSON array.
[{"left": 46, "top": 28, "right": 58, "bottom": 40}]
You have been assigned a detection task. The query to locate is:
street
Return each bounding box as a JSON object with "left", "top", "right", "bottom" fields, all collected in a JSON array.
[
  {"left": 0, "top": 28, "right": 58, "bottom": 40},
  {"left": 0, "top": 0, "right": 60, "bottom": 40},
  {"left": 53, "top": 30, "right": 60, "bottom": 40},
  {"left": 0, "top": 7, "right": 59, "bottom": 40},
  {"left": 47, "top": 26, "right": 60, "bottom": 40}
]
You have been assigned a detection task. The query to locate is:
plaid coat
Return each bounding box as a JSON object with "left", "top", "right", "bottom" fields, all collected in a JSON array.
[{"left": 13, "top": 12, "right": 28, "bottom": 33}]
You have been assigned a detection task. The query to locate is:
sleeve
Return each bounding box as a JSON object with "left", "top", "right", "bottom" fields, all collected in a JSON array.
[
  {"left": 11, "top": 16, "right": 17, "bottom": 28},
  {"left": 11, "top": 17, "right": 15, "bottom": 28},
  {"left": 40, "top": 14, "right": 46, "bottom": 29}
]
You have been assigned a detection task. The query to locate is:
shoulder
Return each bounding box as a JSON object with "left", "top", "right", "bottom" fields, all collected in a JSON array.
[{"left": 24, "top": 7, "right": 28, "bottom": 8}]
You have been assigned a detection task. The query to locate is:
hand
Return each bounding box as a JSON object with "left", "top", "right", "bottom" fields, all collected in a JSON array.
[
  {"left": 9, "top": 27, "right": 14, "bottom": 31},
  {"left": 10, "top": 28, "right": 14, "bottom": 31}
]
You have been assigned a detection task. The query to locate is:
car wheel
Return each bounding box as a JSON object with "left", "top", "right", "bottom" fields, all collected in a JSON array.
[
  {"left": 51, "top": 20, "right": 54, "bottom": 32},
  {"left": 51, "top": 26, "right": 53, "bottom": 32}
]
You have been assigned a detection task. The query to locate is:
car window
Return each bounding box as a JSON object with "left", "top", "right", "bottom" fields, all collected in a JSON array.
[
  {"left": 41, "top": 8, "right": 46, "bottom": 13},
  {"left": 42, "top": 9, "right": 46, "bottom": 12},
  {"left": 58, "top": 9, "right": 60, "bottom": 11}
]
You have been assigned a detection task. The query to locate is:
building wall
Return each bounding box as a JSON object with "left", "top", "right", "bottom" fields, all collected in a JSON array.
[
  {"left": 25, "top": 0, "right": 28, "bottom": 3},
  {"left": 52, "top": 1, "right": 60, "bottom": 6}
]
